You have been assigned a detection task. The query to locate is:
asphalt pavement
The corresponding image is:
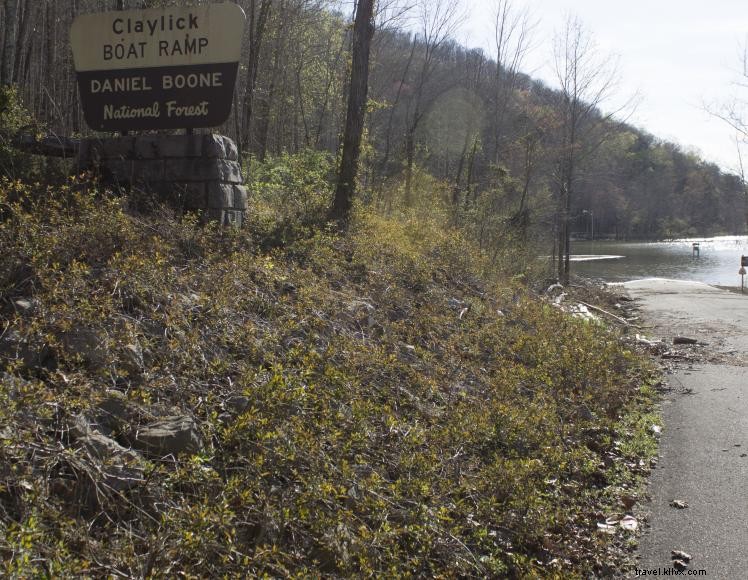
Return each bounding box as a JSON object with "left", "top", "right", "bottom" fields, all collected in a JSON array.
[{"left": 621, "top": 279, "right": 748, "bottom": 577}]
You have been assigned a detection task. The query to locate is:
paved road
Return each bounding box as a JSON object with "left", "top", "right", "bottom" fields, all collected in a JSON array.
[{"left": 621, "top": 279, "right": 748, "bottom": 577}]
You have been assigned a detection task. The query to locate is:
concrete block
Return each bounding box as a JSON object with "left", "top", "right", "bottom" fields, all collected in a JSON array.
[
  {"left": 176, "top": 183, "right": 206, "bottom": 209},
  {"left": 163, "top": 159, "right": 198, "bottom": 182},
  {"left": 223, "top": 138, "right": 239, "bottom": 162},
  {"left": 106, "top": 159, "right": 134, "bottom": 185},
  {"left": 98, "top": 137, "right": 136, "bottom": 160},
  {"left": 77, "top": 140, "right": 91, "bottom": 168},
  {"left": 206, "top": 183, "right": 234, "bottom": 209},
  {"left": 132, "top": 159, "right": 165, "bottom": 185},
  {"left": 216, "top": 160, "right": 243, "bottom": 183},
  {"left": 203, "top": 135, "right": 225, "bottom": 159},
  {"left": 203, "top": 208, "right": 223, "bottom": 223},
  {"left": 133, "top": 135, "right": 161, "bottom": 159},
  {"left": 223, "top": 210, "right": 242, "bottom": 227},
  {"left": 164, "top": 159, "right": 242, "bottom": 183},
  {"left": 84, "top": 139, "right": 106, "bottom": 163},
  {"left": 232, "top": 185, "right": 248, "bottom": 210},
  {"left": 203, "top": 135, "right": 240, "bottom": 161},
  {"left": 158, "top": 135, "right": 203, "bottom": 158},
  {"left": 202, "top": 209, "right": 242, "bottom": 227}
]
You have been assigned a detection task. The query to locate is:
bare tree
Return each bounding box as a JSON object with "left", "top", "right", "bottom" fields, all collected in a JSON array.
[
  {"left": 402, "top": 0, "right": 462, "bottom": 206},
  {"left": 329, "top": 0, "right": 376, "bottom": 226},
  {"left": 734, "top": 133, "right": 748, "bottom": 231},
  {"left": 552, "top": 15, "right": 621, "bottom": 283},
  {"left": 1, "top": 0, "right": 20, "bottom": 86},
  {"left": 489, "top": 0, "right": 534, "bottom": 165},
  {"left": 707, "top": 42, "right": 748, "bottom": 232},
  {"left": 239, "top": 0, "right": 273, "bottom": 157}
]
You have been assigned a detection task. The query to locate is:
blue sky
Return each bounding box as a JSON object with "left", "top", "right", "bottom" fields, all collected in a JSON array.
[{"left": 459, "top": 0, "right": 748, "bottom": 172}]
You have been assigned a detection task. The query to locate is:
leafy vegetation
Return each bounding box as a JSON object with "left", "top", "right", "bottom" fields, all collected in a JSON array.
[
  {"left": 0, "top": 86, "right": 33, "bottom": 180},
  {"left": 0, "top": 166, "right": 658, "bottom": 577}
]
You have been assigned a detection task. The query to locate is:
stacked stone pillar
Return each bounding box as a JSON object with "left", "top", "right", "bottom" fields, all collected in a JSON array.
[{"left": 77, "top": 134, "right": 248, "bottom": 226}]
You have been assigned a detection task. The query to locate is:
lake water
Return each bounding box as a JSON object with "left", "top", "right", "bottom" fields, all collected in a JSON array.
[{"left": 571, "top": 237, "right": 748, "bottom": 286}]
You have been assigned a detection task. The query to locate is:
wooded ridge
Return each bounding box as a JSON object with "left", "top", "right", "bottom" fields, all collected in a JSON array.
[{"left": 1, "top": 0, "right": 745, "bottom": 245}]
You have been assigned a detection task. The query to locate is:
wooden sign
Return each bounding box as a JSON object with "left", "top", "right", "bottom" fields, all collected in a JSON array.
[{"left": 70, "top": 3, "right": 245, "bottom": 132}]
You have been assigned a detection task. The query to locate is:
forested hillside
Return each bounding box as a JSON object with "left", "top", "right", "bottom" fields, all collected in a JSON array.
[{"left": 1, "top": 0, "right": 746, "bottom": 245}]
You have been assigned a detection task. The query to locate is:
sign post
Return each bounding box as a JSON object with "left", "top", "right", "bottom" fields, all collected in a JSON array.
[{"left": 70, "top": 3, "right": 246, "bottom": 132}]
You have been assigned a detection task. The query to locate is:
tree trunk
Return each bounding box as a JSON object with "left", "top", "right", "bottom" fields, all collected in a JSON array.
[
  {"left": 1, "top": 0, "right": 19, "bottom": 85},
  {"left": 404, "top": 129, "right": 415, "bottom": 206},
  {"left": 240, "top": 0, "right": 272, "bottom": 156},
  {"left": 329, "top": 0, "right": 375, "bottom": 226}
]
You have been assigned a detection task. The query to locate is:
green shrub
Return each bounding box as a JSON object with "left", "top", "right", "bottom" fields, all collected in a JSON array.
[
  {"left": 246, "top": 149, "right": 334, "bottom": 247},
  {"left": 0, "top": 178, "right": 656, "bottom": 577},
  {"left": 0, "top": 86, "right": 71, "bottom": 183},
  {"left": 0, "top": 86, "right": 34, "bottom": 180}
]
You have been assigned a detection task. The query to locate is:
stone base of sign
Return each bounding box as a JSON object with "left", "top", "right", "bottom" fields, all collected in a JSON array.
[{"left": 77, "top": 134, "right": 247, "bottom": 226}]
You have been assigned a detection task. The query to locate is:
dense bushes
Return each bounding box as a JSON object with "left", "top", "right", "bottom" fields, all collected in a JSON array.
[
  {"left": 0, "top": 177, "right": 656, "bottom": 577},
  {"left": 246, "top": 149, "right": 335, "bottom": 247},
  {"left": 0, "top": 86, "right": 33, "bottom": 180},
  {"left": 0, "top": 87, "right": 74, "bottom": 184}
]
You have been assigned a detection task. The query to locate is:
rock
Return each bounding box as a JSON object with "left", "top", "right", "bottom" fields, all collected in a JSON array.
[
  {"left": 670, "top": 499, "right": 689, "bottom": 509},
  {"left": 672, "top": 559, "right": 688, "bottom": 571},
  {"left": 96, "top": 390, "right": 135, "bottom": 424},
  {"left": 134, "top": 415, "right": 202, "bottom": 457},
  {"left": 226, "top": 395, "right": 251, "bottom": 415},
  {"left": 671, "top": 550, "right": 692, "bottom": 563},
  {"left": 347, "top": 300, "right": 376, "bottom": 328},
  {"left": 13, "top": 299, "right": 34, "bottom": 314},
  {"left": 66, "top": 414, "right": 146, "bottom": 506},
  {"left": 119, "top": 342, "right": 145, "bottom": 378},
  {"left": 61, "top": 327, "right": 107, "bottom": 367},
  {"left": 102, "top": 464, "right": 146, "bottom": 492},
  {"left": 673, "top": 336, "right": 698, "bottom": 345},
  {"left": 0, "top": 329, "right": 56, "bottom": 370},
  {"left": 70, "top": 414, "right": 138, "bottom": 461}
]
